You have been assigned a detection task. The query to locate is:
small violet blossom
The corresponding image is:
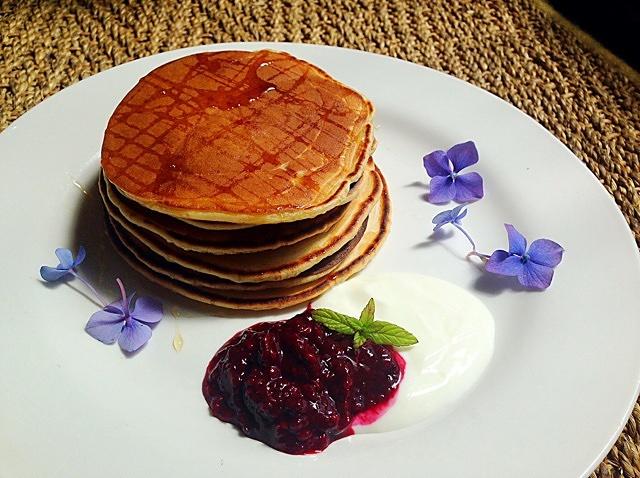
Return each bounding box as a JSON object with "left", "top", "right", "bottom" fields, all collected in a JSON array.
[
  {"left": 423, "top": 141, "right": 484, "bottom": 204},
  {"left": 432, "top": 204, "right": 476, "bottom": 251},
  {"left": 85, "top": 278, "right": 163, "bottom": 353},
  {"left": 486, "top": 224, "right": 564, "bottom": 290},
  {"left": 432, "top": 204, "right": 467, "bottom": 230},
  {"left": 40, "top": 246, "right": 106, "bottom": 305},
  {"left": 40, "top": 246, "right": 86, "bottom": 281}
]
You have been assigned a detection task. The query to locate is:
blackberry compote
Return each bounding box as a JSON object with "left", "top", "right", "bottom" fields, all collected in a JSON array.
[{"left": 202, "top": 310, "right": 405, "bottom": 454}]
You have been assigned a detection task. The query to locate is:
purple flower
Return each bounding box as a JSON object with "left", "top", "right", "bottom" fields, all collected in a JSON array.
[
  {"left": 40, "top": 247, "right": 86, "bottom": 282},
  {"left": 432, "top": 204, "right": 477, "bottom": 251},
  {"left": 485, "top": 224, "right": 564, "bottom": 290},
  {"left": 423, "top": 141, "right": 484, "bottom": 204},
  {"left": 85, "top": 278, "right": 163, "bottom": 353},
  {"left": 432, "top": 204, "right": 468, "bottom": 231},
  {"left": 40, "top": 245, "right": 107, "bottom": 306}
]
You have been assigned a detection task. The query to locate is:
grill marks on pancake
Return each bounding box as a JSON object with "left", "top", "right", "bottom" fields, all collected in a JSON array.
[{"left": 101, "top": 50, "right": 375, "bottom": 222}]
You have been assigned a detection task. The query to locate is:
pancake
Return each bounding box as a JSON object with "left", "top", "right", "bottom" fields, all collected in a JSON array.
[
  {"left": 100, "top": 166, "right": 382, "bottom": 283},
  {"left": 101, "top": 50, "right": 375, "bottom": 224},
  {"left": 100, "top": 161, "right": 369, "bottom": 254},
  {"left": 107, "top": 179, "right": 391, "bottom": 310},
  {"left": 174, "top": 219, "right": 254, "bottom": 231},
  {"left": 107, "top": 214, "right": 367, "bottom": 292},
  {"left": 173, "top": 169, "right": 367, "bottom": 231}
]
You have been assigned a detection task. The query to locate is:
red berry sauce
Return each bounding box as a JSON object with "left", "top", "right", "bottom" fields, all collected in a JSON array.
[{"left": 202, "top": 310, "right": 405, "bottom": 454}]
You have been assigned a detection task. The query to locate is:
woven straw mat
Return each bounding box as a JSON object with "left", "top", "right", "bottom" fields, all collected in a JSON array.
[{"left": 1, "top": 1, "right": 639, "bottom": 476}]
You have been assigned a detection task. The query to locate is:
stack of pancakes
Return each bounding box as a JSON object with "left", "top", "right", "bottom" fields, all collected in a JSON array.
[{"left": 99, "top": 50, "right": 390, "bottom": 310}]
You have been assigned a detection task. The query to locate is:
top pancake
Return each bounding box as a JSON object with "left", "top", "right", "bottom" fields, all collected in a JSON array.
[{"left": 101, "top": 50, "right": 375, "bottom": 224}]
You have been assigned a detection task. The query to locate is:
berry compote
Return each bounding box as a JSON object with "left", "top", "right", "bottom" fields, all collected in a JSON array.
[{"left": 202, "top": 310, "right": 405, "bottom": 454}]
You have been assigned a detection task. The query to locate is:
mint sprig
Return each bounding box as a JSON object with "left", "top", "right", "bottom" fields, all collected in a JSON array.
[{"left": 311, "top": 298, "right": 418, "bottom": 348}]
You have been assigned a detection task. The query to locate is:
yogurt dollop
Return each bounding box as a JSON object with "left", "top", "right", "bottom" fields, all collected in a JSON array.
[{"left": 313, "top": 272, "right": 495, "bottom": 432}]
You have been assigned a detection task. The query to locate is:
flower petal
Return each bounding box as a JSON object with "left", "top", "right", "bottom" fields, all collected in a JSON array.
[
  {"left": 428, "top": 176, "right": 456, "bottom": 204},
  {"left": 118, "top": 320, "right": 152, "bottom": 353},
  {"left": 505, "top": 224, "right": 527, "bottom": 256},
  {"left": 453, "top": 172, "right": 484, "bottom": 203},
  {"left": 518, "top": 261, "right": 554, "bottom": 290},
  {"left": 40, "top": 266, "right": 69, "bottom": 282},
  {"left": 447, "top": 141, "right": 478, "bottom": 172},
  {"left": 73, "top": 246, "right": 86, "bottom": 267},
  {"left": 127, "top": 292, "right": 137, "bottom": 314},
  {"left": 131, "top": 296, "right": 164, "bottom": 324},
  {"left": 485, "top": 250, "right": 524, "bottom": 277},
  {"left": 423, "top": 150, "right": 451, "bottom": 177},
  {"left": 455, "top": 207, "right": 468, "bottom": 222},
  {"left": 432, "top": 209, "right": 454, "bottom": 228},
  {"left": 103, "top": 300, "right": 124, "bottom": 315},
  {"left": 528, "top": 239, "right": 564, "bottom": 267},
  {"left": 54, "top": 248, "right": 74, "bottom": 269},
  {"left": 85, "top": 310, "right": 125, "bottom": 345}
]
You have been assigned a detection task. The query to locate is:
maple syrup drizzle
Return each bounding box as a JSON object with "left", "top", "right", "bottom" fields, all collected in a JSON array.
[
  {"left": 188, "top": 52, "right": 277, "bottom": 111},
  {"left": 124, "top": 52, "right": 279, "bottom": 197}
]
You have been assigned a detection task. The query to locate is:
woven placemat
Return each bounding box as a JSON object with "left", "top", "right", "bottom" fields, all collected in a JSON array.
[{"left": 1, "top": 0, "right": 639, "bottom": 475}]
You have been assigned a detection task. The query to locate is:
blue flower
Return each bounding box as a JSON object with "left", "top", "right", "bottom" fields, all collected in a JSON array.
[
  {"left": 485, "top": 224, "right": 564, "bottom": 290},
  {"left": 40, "top": 247, "right": 86, "bottom": 282},
  {"left": 432, "top": 204, "right": 468, "bottom": 231},
  {"left": 423, "top": 141, "right": 484, "bottom": 204},
  {"left": 432, "top": 204, "right": 477, "bottom": 251},
  {"left": 85, "top": 278, "right": 163, "bottom": 353}
]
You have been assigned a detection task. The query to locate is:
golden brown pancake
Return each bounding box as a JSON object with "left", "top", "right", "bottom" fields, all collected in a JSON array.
[
  {"left": 107, "top": 180, "right": 391, "bottom": 310},
  {"left": 101, "top": 50, "right": 375, "bottom": 224},
  {"left": 173, "top": 218, "right": 254, "bottom": 231},
  {"left": 173, "top": 169, "right": 367, "bottom": 231},
  {"left": 100, "top": 166, "right": 382, "bottom": 283},
  {"left": 107, "top": 213, "right": 367, "bottom": 292},
  {"left": 100, "top": 163, "right": 368, "bottom": 254}
]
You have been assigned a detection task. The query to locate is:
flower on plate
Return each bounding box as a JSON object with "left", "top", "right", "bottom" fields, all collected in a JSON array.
[
  {"left": 40, "top": 245, "right": 108, "bottom": 306},
  {"left": 485, "top": 224, "right": 564, "bottom": 290},
  {"left": 432, "top": 204, "right": 477, "bottom": 251},
  {"left": 85, "top": 278, "right": 163, "bottom": 353},
  {"left": 432, "top": 204, "right": 467, "bottom": 231},
  {"left": 423, "top": 141, "right": 484, "bottom": 204},
  {"left": 40, "top": 247, "right": 86, "bottom": 282}
]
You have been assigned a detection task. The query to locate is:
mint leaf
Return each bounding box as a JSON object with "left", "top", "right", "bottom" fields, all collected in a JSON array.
[
  {"left": 312, "top": 308, "right": 362, "bottom": 335},
  {"left": 353, "top": 331, "right": 366, "bottom": 348},
  {"left": 311, "top": 299, "right": 418, "bottom": 350},
  {"left": 359, "top": 298, "right": 375, "bottom": 326},
  {"left": 363, "top": 320, "right": 418, "bottom": 347}
]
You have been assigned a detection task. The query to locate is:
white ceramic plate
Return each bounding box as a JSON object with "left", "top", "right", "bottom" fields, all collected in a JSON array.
[{"left": 1, "top": 43, "right": 639, "bottom": 478}]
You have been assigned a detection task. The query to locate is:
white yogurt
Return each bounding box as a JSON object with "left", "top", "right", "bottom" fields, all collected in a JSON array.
[{"left": 313, "top": 272, "right": 494, "bottom": 432}]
